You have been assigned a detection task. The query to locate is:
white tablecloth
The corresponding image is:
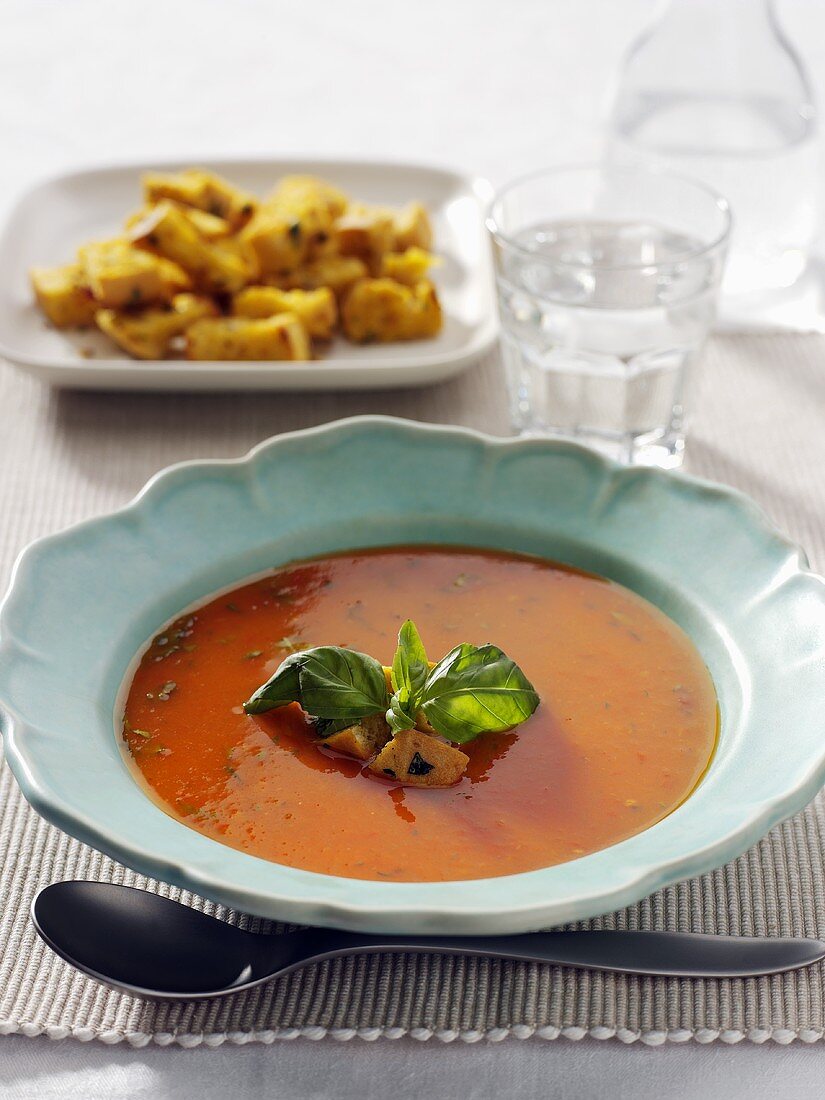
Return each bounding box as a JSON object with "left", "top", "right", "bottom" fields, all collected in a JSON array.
[
  {"left": 3, "top": 1030, "right": 825, "bottom": 1100},
  {"left": 2, "top": 0, "right": 825, "bottom": 1095}
]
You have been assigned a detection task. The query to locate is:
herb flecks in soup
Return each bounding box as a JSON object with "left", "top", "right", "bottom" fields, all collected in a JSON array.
[
  {"left": 122, "top": 547, "right": 718, "bottom": 882},
  {"left": 242, "top": 618, "right": 540, "bottom": 786}
]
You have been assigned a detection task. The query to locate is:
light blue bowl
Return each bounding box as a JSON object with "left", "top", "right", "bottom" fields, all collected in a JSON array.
[{"left": 1, "top": 417, "right": 824, "bottom": 934}]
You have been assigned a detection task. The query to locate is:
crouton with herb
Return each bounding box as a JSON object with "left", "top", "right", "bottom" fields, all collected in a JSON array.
[
  {"left": 393, "top": 201, "right": 434, "bottom": 251},
  {"left": 30, "top": 263, "right": 97, "bottom": 327},
  {"left": 267, "top": 176, "right": 348, "bottom": 256},
  {"left": 239, "top": 209, "right": 308, "bottom": 277},
  {"left": 78, "top": 240, "right": 191, "bottom": 309},
  {"left": 96, "top": 293, "right": 218, "bottom": 359},
  {"left": 333, "top": 204, "right": 395, "bottom": 263},
  {"left": 233, "top": 286, "right": 337, "bottom": 339},
  {"left": 341, "top": 278, "right": 442, "bottom": 343},
  {"left": 369, "top": 729, "right": 469, "bottom": 787},
  {"left": 380, "top": 247, "right": 438, "bottom": 286},
  {"left": 126, "top": 203, "right": 233, "bottom": 241},
  {"left": 267, "top": 255, "right": 368, "bottom": 297},
  {"left": 185, "top": 313, "right": 310, "bottom": 361},
  {"left": 242, "top": 177, "right": 347, "bottom": 277},
  {"left": 128, "top": 202, "right": 249, "bottom": 295},
  {"left": 211, "top": 234, "right": 261, "bottom": 283},
  {"left": 269, "top": 175, "right": 348, "bottom": 221},
  {"left": 316, "top": 713, "right": 391, "bottom": 761},
  {"left": 143, "top": 169, "right": 256, "bottom": 228}
]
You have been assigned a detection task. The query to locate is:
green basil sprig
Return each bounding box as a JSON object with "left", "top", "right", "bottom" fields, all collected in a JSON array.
[
  {"left": 243, "top": 620, "right": 540, "bottom": 744},
  {"left": 386, "top": 625, "right": 540, "bottom": 743}
]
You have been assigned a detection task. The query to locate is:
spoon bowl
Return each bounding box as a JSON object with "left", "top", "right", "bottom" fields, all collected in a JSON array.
[{"left": 33, "top": 881, "right": 287, "bottom": 998}]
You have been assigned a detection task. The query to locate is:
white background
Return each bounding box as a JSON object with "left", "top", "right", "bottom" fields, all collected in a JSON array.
[{"left": 3, "top": 0, "right": 825, "bottom": 1095}]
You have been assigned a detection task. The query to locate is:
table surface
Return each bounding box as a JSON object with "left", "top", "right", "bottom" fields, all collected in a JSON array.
[{"left": 3, "top": 0, "right": 825, "bottom": 1095}]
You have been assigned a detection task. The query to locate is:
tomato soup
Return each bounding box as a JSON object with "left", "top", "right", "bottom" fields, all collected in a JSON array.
[{"left": 121, "top": 547, "right": 718, "bottom": 881}]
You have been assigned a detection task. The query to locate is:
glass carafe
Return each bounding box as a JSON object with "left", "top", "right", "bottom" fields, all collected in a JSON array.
[{"left": 607, "top": 0, "right": 818, "bottom": 299}]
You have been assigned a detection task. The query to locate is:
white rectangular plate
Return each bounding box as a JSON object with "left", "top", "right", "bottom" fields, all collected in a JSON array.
[{"left": 0, "top": 158, "right": 498, "bottom": 391}]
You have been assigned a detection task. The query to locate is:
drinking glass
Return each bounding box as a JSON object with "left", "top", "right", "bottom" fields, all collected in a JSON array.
[{"left": 487, "top": 165, "right": 731, "bottom": 468}]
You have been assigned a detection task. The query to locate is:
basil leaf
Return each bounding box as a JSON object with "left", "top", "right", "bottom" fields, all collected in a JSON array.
[
  {"left": 421, "top": 644, "right": 539, "bottom": 744},
  {"left": 391, "top": 619, "right": 429, "bottom": 710},
  {"left": 386, "top": 690, "right": 416, "bottom": 734},
  {"left": 297, "top": 646, "right": 388, "bottom": 719},
  {"left": 426, "top": 641, "right": 476, "bottom": 680},
  {"left": 243, "top": 651, "right": 306, "bottom": 714}
]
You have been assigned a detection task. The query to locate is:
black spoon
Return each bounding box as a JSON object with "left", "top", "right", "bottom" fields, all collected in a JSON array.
[{"left": 31, "top": 881, "right": 825, "bottom": 1001}]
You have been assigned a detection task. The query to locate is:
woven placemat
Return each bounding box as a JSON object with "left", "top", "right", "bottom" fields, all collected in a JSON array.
[{"left": 0, "top": 335, "right": 824, "bottom": 1046}]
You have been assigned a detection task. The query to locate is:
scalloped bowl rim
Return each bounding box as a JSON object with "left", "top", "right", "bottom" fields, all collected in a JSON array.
[{"left": 1, "top": 416, "right": 824, "bottom": 933}]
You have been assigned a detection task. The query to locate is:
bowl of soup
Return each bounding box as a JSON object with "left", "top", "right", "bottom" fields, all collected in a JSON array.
[{"left": 1, "top": 417, "right": 824, "bottom": 933}]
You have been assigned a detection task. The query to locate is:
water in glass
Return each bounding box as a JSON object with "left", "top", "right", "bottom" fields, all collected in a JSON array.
[{"left": 497, "top": 219, "right": 719, "bottom": 467}]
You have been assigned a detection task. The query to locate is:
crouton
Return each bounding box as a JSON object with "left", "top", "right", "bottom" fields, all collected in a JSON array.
[
  {"left": 270, "top": 175, "right": 348, "bottom": 220},
  {"left": 318, "top": 713, "right": 391, "bottom": 761},
  {"left": 369, "top": 729, "right": 468, "bottom": 787},
  {"left": 380, "top": 247, "right": 438, "bottom": 286},
  {"left": 170, "top": 292, "right": 221, "bottom": 326},
  {"left": 267, "top": 255, "right": 368, "bottom": 296},
  {"left": 30, "top": 263, "right": 97, "bottom": 327},
  {"left": 241, "top": 177, "right": 348, "bottom": 276},
  {"left": 210, "top": 234, "right": 261, "bottom": 283},
  {"left": 393, "top": 202, "right": 433, "bottom": 251},
  {"left": 333, "top": 204, "right": 395, "bottom": 261},
  {"left": 78, "top": 240, "right": 189, "bottom": 308},
  {"left": 233, "top": 286, "right": 337, "bottom": 339},
  {"left": 153, "top": 255, "right": 195, "bottom": 294},
  {"left": 125, "top": 204, "right": 232, "bottom": 241},
  {"left": 143, "top": 169, "right": 256, "bottom": 228},
  {"left": 341, "top": 278, "right": 442, "bottom": 343},
  {"left": 414, "top": 710, "right": 439, "bottom": 736},
  {"left": 239, "top": 208, "right": 308, "bottom": 276},
  {"left": 185, "top": 314, "right": 310, "bottom": 361},
  {"left": 265, "top": 176, "right": 348, "bottom": 259},
  {"left": 128, "top": 202, "right": 249, "bottom": 294},
  {"left": 183, "top": 207, "right": 234, "bottom": 239},
  {"left": 96, "top": 293, "right": 217, "bottom": 359}
]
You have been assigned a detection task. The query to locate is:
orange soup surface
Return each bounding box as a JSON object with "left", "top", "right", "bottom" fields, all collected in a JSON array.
[{"left": 122, "top": 547, "right": 718, "bottom": 881}]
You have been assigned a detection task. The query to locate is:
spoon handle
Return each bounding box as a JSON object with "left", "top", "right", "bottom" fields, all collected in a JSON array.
[{"left": 303, "top": 929, "right": 825, "bottom": 979}]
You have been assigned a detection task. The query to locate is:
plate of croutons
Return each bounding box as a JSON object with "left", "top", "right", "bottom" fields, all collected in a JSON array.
[{"left": 0, "top": 159, "right": 497, "bottom": 390}]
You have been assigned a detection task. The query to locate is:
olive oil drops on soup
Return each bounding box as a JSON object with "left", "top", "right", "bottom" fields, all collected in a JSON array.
[{"left": 122, "top": 547, "right": 718, "bottom": 882}]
